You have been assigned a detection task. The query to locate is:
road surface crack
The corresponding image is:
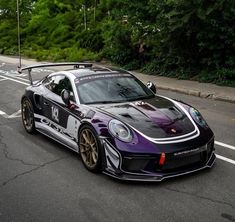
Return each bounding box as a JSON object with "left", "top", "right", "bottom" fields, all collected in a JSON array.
[
  {"left": 0, "top": 130, "right": 41, "bottom": 167},
  {"left": 165, "top": 187, "right": 234, "bottom": 209},
  {"left": 0, "top": 156, "right": 67, "bottom": 187}
]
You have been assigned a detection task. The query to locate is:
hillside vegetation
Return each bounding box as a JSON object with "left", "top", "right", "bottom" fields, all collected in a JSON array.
[{"left": 0, "top": 0, "right": 234, "bottom": 86}]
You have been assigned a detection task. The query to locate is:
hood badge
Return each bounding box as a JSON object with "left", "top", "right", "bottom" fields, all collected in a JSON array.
[{"left": 171, "top": 128, "right": 177, "bottom": 133}]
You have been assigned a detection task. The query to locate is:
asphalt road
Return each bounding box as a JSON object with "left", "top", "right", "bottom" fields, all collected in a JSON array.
[{"left": 0, "top": 61, "right": 235, "bottom": 222}]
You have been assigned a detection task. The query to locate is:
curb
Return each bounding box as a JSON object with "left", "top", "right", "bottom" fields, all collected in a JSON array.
[
  {"left": 156, "top": 85, "right": 235, "bottom": 103},
  {"left": 132, "top": 71, "right": 235, "bottom": 104}
]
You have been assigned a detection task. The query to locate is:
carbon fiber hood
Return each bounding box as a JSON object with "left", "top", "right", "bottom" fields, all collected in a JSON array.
[{"left": 94, "top": 96, "right": 195, "bottom": 138}]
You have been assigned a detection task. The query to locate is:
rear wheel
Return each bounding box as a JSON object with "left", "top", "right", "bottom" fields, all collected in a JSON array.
[
  {"left": 79, "top": 125, "right": 102, "bottom": 173},
  {"left": 21, "top": 98, "right": 36, "bottom": 134}
]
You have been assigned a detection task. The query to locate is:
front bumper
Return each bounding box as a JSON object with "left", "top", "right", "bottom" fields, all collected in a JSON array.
[
  {"left": 103, "top": 152, "right": 216, "bottom": 182},
  {"left": 102, "top": 139, "right": 216, "bottom": 182}
]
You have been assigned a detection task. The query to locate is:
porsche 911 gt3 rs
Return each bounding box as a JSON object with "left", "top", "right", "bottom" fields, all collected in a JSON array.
[{"left": 20, "top": 63, "right": 215, "bottom": 181}]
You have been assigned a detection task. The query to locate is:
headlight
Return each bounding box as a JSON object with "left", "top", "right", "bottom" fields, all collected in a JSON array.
[
  {"left": 108, "top": 119, "right": 133, "bottom": 142},
  {"left": 189, "top": 107, "right": 208, "bottom": 128}
]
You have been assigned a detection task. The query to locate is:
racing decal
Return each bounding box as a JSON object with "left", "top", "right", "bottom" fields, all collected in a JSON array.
[
  {"left": 34, "top": 113, "right": 80, "bottom": 142},
  {"left": 131, "top": 101, "right": 146, "bottom": 106},
  {"left": 51, "top": 105, "right": 59, "bottom": 122},
  {"left": 35, "top": 121, "right": 78, "bottom": 152},
  {"left": 76, "top": 73, "right": 132, "bottom": 84},
  {"left": 40, "top": 116, "right": 74, "bottom": 141},
  {"left": 103, "top": 141, "right": 120, "bottom": 170},
  {"left": 173, "top": 145, "right": 207, "bottom": 157},
  {"left": 66, "top": 115, "right": 80, "bottom": 140}
]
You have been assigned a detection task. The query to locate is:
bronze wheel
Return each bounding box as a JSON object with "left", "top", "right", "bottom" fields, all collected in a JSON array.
[
  {"left": 79, "top": 126, "right": 101, "bottom": 172},
  {"left": 21, "top": 98, "right": 36, "bottom": 133}
]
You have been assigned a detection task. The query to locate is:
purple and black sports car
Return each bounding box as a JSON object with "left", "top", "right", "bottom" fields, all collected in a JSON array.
[{"left": 20, "top": 63, "right": 215, "bottom": 181}]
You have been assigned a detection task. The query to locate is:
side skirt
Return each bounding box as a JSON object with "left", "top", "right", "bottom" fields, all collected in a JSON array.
[{"left": 35, "top": 123, "right": 79, "bottom": 153}]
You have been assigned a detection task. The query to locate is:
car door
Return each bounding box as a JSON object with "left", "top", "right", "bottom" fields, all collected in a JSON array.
[{"left": 41, "top": 74, "right": 80, "bottom": 151}]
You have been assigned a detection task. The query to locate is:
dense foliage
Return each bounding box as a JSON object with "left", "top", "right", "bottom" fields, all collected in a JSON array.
[{"left": 0, "top": 0, "right": 234, "bottom": 86}]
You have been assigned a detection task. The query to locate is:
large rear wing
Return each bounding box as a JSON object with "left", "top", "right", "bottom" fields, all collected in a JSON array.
[{"left": 18, "top": 62, "right": 93, "bottom": 85}]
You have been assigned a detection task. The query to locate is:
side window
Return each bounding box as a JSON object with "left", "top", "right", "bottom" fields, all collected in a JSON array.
[
  {"left": 43, "top": 76, "right": 56, "bottom": 91},
  {"left": 43, "top": 75, "right": 74, "bottom": 101}
]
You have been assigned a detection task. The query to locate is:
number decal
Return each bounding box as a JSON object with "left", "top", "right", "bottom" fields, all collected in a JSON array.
[{"left": 51, "top": 106, "right": 59, "bottom": 122}]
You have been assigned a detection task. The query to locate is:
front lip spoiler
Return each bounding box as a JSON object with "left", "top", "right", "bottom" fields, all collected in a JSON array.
[{"left": 103, "top": 152, "right": 216, "bottom": 182}]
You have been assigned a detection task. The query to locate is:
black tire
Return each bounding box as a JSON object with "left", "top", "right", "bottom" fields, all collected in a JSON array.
[
  {"left": 21, "top": 97, "right": 36, "bottom": 134},
  {"left": 78, "top": 125, "right": 102, "bottom": 173}
]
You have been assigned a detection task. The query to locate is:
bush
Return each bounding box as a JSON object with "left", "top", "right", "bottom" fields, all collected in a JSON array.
[
  {"left": 23, "top": 46, "right": 101, "bottom": 62},
  {"left": 199, "top": 68, "right": 235, "bottom": 86},
  {"left": 75, "top": 28, "right": 104, "bottom": 52},
  {"left": 101, "top": 20, "right": 136, "bottom": 65}
]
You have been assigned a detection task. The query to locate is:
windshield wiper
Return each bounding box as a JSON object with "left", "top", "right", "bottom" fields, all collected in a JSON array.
[
  {"left": 84, "top": 100, "right": 123, "bottom": 105},
  {"left": 125, "top": 94, "right": 155, "bottom": 102},
  {"left": 84, "top": 95, "right": 155, "bottom": 105}
]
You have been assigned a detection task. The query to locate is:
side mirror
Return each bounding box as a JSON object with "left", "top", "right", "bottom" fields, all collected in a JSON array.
[
  {"left": 61, "top": 89, "right": 70, "bottom": 106},
  {"left": 146, "top": 81, "right": 157, "bottom": 94}
]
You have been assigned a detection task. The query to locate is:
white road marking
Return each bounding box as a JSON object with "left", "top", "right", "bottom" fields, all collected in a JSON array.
[
  {"left": 0, "top": 69, "right": 19, "bottom": 75},
  {"left": 216, "top": 154, "right": 235, "bottom": 165},
  {"left": 0, "top": 109, "right": 21, "bottom": 119},
  {"left": 5, "top": 74, "right": 30, "bottom": 82},
  {"left": 17, "top": 74, "right": 28, "bottom": 77},
  {"left": 0, "top": 78, "right": 7, "bottom": 82},
  {"left": 0, "top": 75, "right": 29, "bottom": 86},
  {"left": 8, "top": 109, "right": 21, "bottom": 118},
  {"left": 0, "top": 110, "right": 8, "bottom": 118},
  {"left": 215, "top": 141, "right": 235, "bottom": 151}
]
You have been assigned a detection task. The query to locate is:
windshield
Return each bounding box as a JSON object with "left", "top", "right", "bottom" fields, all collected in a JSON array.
[{"left": 76, "top": 74, "right": 154, "bottom": 104}]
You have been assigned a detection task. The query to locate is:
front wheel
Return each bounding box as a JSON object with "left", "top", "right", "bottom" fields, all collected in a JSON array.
[
  {"left": 21, "top": 98, "right": 36, "bottom": 134},
  {"left": 79, "top": 125, "right": 102, "bottom": 173}
]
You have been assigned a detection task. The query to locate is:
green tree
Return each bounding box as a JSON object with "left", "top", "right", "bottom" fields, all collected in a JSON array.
[{"left": 0, "top": 0, "right": 234, "bottom": 85}]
